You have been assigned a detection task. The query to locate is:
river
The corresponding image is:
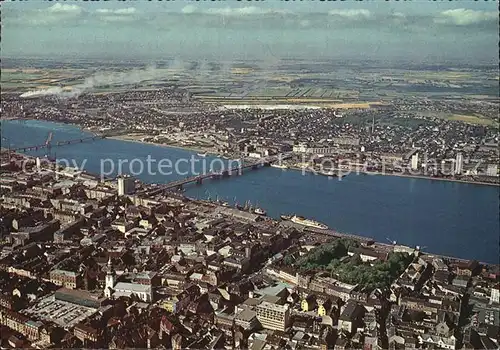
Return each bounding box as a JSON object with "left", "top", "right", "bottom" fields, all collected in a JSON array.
[{"left": 2, "top": 120, "right": 499, "bottom": 263}]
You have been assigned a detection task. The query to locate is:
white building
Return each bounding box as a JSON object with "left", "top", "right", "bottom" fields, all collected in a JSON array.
[
  {"left": 104, "top": 258, "right": 116, "bottom": 298},
  {"left": 104, "top": 258, "right": 152, "bottom": 302},
  {"left": 117, "top": 175, "right": 135, "bottom": 195},
  {"left": 491, "top": 284, "right": 500, "bottom": 304},
  {"left": 247, "top": 152, "right": 262, "bottom": 159},
  {"left": 292, "top": 143, "right": 308, "bottom": 153},
  {"left": 411, "top": 153, "right": 419, "bottom": 170},
  {"left": 113, "top": 282, "right": 152, "bottom": 302},
  {"left": 256, "top": 301, "right": 290, "bottom": 331},
  {"left": 454, "top": 153, "right": 463, "bottom": 175},
  {"left": 486, "top": 164, "right": 498, "bottom": 177}
]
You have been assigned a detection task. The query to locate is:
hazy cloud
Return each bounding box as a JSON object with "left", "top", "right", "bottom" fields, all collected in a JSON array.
[
  {"left": 2, "top": 2, "right": 497, "bottom": 64},
  {"left": 96, "top": 8, "right": 137, "bottom": 15},
  {"left": 434, "top": 8, "right": 497, "bottom": 26},
  {"left": 6, "top": 4, "right": 498, "bottom": 31},
  {"left": 206, "top": 6, "right": 288, "bottom": 16},
  {"left": 20, "top": 4, "right": 86, "bottom": 25},
  {"left": 96, "top": 7, "right": 139, "bottom": 22},
  {"left": 181, "top": 5, "right": 197, "bottom": 15},
  {"left": 47, "top": 4, "right": 83, "bottom": 15},
  {"left": 181, "top": 6, "right": 288, "bottom": 16},
  {"left": 328, "top": 9, "right": 372, "bottom": 20},
  {"left": 99, "top": 16, "right": 137, "bottom": 23}
]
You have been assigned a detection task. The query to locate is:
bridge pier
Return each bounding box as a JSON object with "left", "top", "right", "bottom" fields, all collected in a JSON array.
[
  {"left": 222, "top": 170, "right": 229, "bottom": 178},
  {"left": 196, "top": 178, "right": 203, "bottom": 185}
]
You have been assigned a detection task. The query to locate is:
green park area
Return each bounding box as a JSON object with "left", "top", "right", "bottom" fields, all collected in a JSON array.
[{"left": 285, "top": 238, "right": 414, "bottom": 291}]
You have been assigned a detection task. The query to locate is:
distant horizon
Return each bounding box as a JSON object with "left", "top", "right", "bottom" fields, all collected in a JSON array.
[
  {"left": 2, "top": 1, "right": 498, "bottom": 65},
  {"left": 1, "top": 56, "right": 498, "bottom": 69}
]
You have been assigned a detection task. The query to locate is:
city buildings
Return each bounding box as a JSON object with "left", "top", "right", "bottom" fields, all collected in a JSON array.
[
  {"left": 0, "top": 124, "right": 498, "bottom": 348},
  {"left": 117, "top": 175, "right": 135, "bottom": 196},
  {"left": 411, "top": 153, "right": 419, "bottom": 170},
  {"left": 49, "top": 269, "right": 80, "bottom": 289},
  {"left": 491, "top": 284, "right": 500, "bottom": 304},
  {"left": 256, "top": 301, "right": 290, "bottom": 332},
  {"left": 455, "top": 152, "right": 464, "bottom": 175}
]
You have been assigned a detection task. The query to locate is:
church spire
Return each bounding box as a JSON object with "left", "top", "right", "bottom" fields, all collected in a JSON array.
[
  {"left": 105, "top": 257, "right": 116, "bottom": 298},
  {"left": 107, "top": 257, "right": 115, "bottom": 274}
]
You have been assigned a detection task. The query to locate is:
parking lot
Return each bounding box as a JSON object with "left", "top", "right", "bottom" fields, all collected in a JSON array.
[{"left": 23, "top": 295, "right": 98, "bottom": 328}]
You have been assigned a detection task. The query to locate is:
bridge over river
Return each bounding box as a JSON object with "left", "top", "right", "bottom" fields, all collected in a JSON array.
[
  {"left": 139, "top": 153, "right": 293, "bottom": 196},
  {"left": 9, "top": 134, "right": 106, "bottom": 153}
]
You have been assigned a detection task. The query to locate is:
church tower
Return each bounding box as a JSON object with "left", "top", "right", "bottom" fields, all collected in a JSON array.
[{"left": 105, "top": 257, "right": 115, "bottom": 298}]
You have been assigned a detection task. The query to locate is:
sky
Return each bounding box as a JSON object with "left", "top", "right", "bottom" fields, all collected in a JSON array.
[{"left": 2, "top": 0, "right": 498, "bottom": 64}]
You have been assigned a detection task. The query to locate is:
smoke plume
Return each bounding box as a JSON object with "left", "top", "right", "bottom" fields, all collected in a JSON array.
[{"left": 20, "top": 65, "right": 162, "bottom": 99}]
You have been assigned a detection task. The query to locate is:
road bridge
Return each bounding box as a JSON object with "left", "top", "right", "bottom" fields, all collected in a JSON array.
[
  {"left": 11, "top": 135, "right": 106, "bottom": 153},
  {"left": 140, "top": 153, "right": 292, "bottom": 196}
]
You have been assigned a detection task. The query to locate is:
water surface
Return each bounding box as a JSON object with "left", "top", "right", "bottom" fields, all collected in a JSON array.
[{"left": 2, "top": 120, "right": 498, "bottom": 263}]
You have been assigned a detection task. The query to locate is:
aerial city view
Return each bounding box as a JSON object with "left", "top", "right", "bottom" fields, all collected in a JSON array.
[{"left": 0, "top": 1, "right": 499, "bottom": 349}]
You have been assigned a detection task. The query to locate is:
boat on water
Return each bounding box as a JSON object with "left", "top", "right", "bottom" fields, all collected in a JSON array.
[
  {"left": 290, "top": 215, "right": 328, "bottom": 230},
  {"left": 280, "top": 214, "right": 292, "bottom": 221},
  {"left": 197, "top": 152, "right": 207, "bottom": 157},
  {"left": 271, "top": 164, "right": 288, "bottom": 169},
  {"left": 318, "top": 170, "right": 338, "bottom": 177},
  {"left": 316, "top": 169, "right": 347, "bottom": 178},
  {"left": 253, "top": 207, "right": 267, "bottom": 216}
]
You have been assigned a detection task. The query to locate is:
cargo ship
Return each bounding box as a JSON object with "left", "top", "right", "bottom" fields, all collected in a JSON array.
[{"left": 290, "top": 215, "right": 328, "bottom": 230}]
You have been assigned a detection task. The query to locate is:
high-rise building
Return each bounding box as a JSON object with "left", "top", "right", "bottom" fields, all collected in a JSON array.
[
  {"left": 256, "top": 301, "right": 290, "bottom": 331},
  {"left": 455, "top": 153, "right": 464, "bottom": 175},
  {"left": 117, "top": 175, "right": 135, "bottom": 195},
  {"left": 411, "top": 153, "right": 419, "bottom": 170}
]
